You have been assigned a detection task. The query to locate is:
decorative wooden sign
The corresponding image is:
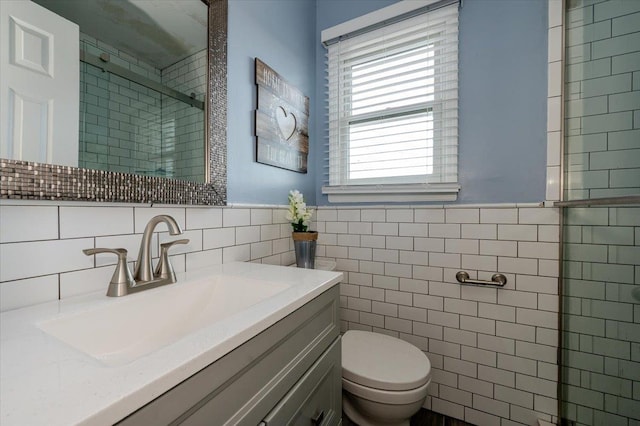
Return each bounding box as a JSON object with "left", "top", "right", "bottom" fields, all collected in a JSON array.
[{"left": 255, "top": 58, "right": 309, "bottom": 173}]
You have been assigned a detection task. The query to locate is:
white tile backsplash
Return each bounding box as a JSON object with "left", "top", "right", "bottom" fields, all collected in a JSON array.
[
  {"left": 184, "top": 248, "right": 222, "bottom": 270},
  {"left": 338, "top": 209, "right": 361, "bottom": 222},
  {"left": 222, "top": 208, "right": 250, "bottom": 227},
  {"left": 461, "top": 224, "right": 497, "bottom": 240},
  {"left": 547, "top": 131, "right": 562, "bottom": 167},
  {"left": 399, "top": 223, "right": 428, "bottom": 237},
  {"left": 250, "top": 241, "right": 273, "bottom": 260},
  {"left": 546, "top": 166, "right": 560, "bottom": 201},
  {"left": 0, "top": 204, "right": 295, "bottom": 310},
  {"left": 0, "top": 275, "right": 59, "bottom": 311},
  {"left": 250, "top": 208, "right": 273, "bottom": 225},
  {"left": 479, "top": 240, "right": 517, "bottom": 257},
  {"left": 386, "top": 236, "right": 413, "bottom": 250},
  {"left": 415, "top": 208, "right": 445, "bottom": 223},
  {"left": 518, "top": 241, "right": 560, "bottom": 259},
  {"left": 134, "top": 207, "right": 186, "bottom": 233},
  {"left": 186, "top": 208, "right": 222, "bottom": 229},
  {"left": 446, "top": 208, "right": 480, "bottom": 224},
  {"left": 430, "top": 223, "right": 461, "bottom": 239},
  {"left": 60, "top": 265, "right": 115, "bottom": 298},
  {"left": 60, "top": 207, "right": 133, "bottom": 238},
  {"left": 94, "top": 234, "right": 146, "bottom": 265},
  {"left": 0, "top": 205, "right": 58, "bottom": 243},
  {"left": 360, "top": 209, "right": 386, "bottom": 222},
  {"left": 235, "top": 225, "right": 261, "bottom": 245},
  {"left": 372, "top": 222, "right": 398, "bottom": 236},
  {"left": 386, "top": 209, "right": 414, "bottom": 223},
  {"left": 349, "top": 221, "right": 372, "bottom": 235},
  {"left": 461, "top": 254, "right": 497, "bottom": 271},
  {"left": 1, "top": 238, "right": 94, "bottom": 282},
  {"left": 445, "top": 239, "right": 479, "bottom": 255},
  {"left": 498, "top": 224, "right": 539, "bottom": 241},
  {"left": 222, "top": 244, "right": 251, "bottom": 263},
  {"left": 516, "top": 274, "right": 558, "bottom": 294},
  {"left": 480, "top": 208, "right": 518, "bottom": 224},
  {"left": 159, "top": 229, "right": 203, "bottom": 254},
  {"left": 203, "top": 227, "right": 236, "bottom": 249}
]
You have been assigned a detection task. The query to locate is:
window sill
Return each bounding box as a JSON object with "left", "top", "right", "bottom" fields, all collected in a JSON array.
[{"left": 321, "top": 183, "right": 460, "bottom": 203}]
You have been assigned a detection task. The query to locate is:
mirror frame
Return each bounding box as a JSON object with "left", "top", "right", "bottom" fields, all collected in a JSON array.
[{"left": 0, "top": 0, "right": 227, "bottom": 205}]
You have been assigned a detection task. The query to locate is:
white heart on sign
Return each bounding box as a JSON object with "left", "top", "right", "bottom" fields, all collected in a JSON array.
[{"left": 275, "top": 106, "right": 297, "bottom": 141}]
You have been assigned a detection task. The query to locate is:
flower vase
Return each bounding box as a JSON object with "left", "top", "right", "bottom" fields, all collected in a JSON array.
[{"left": 292, "top": 231, "right": 318, "bottom": 269}]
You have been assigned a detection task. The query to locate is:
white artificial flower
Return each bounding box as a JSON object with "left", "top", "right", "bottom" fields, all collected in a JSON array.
[{"left": 287, "top": 189, "right": 313, "bottom": 232}]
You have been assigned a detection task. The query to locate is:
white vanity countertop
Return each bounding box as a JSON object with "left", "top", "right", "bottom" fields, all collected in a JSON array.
[{"left": 0, "top": 262, "right": 342, "bottom": 426}]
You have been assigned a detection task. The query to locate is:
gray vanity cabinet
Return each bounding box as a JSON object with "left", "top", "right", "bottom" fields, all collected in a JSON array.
[{"left": 117, "top": 285, "right": 341, "bottom": 426}]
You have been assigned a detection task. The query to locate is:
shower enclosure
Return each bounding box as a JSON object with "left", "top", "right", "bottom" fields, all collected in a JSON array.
[
  {"left": 78, "top": 34, "right": 206, "bottom": 182},
  {"left": 559, "top": 0, "right": 639, "bottom": 425}
]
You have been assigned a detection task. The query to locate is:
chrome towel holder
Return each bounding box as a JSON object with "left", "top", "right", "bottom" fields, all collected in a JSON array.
[{"left": 455, "top": 271, "right": 507, "bottom": 287}]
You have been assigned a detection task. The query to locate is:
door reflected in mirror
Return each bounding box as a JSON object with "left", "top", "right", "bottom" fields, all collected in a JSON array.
[{"left": 4, "top": 0, "right": 208, "bottom": 183}]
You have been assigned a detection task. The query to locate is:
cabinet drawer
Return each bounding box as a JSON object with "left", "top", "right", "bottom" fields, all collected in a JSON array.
[{"left": 263, "top": 337, "right": 341, "bottom": 426}]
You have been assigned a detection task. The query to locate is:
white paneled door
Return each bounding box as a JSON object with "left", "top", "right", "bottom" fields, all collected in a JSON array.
[{"left": 0, "top": 0, "right": 79, "bottom": 166}]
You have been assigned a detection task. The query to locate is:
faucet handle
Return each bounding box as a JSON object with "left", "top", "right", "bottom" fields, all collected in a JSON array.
[
  {"left": 155, "top": 239, "right": 190, "bottom": 282},
  {"left": 83, "top": 248, "right": 135, "bottom": 297}
]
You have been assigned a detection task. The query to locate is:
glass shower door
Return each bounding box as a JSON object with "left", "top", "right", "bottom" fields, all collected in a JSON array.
[
  {"left": 560, "top": 0, "right": 640, "bottom": 424},
  {"left": 561, "top": 205, "right": 639, "bottom": 425}
]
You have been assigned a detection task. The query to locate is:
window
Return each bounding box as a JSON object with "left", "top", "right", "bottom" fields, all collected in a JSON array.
[{"left": 322, "top": 0, "right": 459, "bottom": 202}]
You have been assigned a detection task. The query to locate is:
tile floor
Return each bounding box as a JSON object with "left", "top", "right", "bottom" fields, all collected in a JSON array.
[{"left": 343, "top": 408, "right": 474, "bottom": 426}]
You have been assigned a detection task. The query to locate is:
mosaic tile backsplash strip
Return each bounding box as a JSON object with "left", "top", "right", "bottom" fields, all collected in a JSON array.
[{"left": 0, "top": 160, "right": 222, "bottom": 205}]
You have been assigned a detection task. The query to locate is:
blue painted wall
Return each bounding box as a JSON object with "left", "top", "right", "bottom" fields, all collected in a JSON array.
[
  {"left": 457, "top": 0, "right": 547, "bottom": 204},
  {"left": 313, "top": 0, "right": 548, "bottom": 205},
  {"left": 227, "top": 0, "right": 548, "bottom": 205},
  {"left": 227, "top": 0, "right": 317, "bottom": 205}
]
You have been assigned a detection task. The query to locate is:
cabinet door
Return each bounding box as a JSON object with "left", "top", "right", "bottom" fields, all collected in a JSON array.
[
  {"left": 263, "top": 337, "right": 342, "bottom": 426},
  {"left": 117, "top": 286, "right": 340, "bottom": 426}
]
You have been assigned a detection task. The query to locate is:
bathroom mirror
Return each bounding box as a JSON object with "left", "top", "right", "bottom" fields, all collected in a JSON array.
[{"left": 0, "top": 0, "right": 227, "bottom": 205}]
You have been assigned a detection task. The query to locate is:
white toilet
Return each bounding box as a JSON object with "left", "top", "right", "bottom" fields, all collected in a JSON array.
[{"left": 341, "top": 330, "right": 432, "bottom": 426}]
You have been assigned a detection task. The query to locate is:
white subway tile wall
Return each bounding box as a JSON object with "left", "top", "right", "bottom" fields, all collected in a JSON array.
[
  {"left": 0, "top": 203, "right": 574, "bottom": 426},
  {"left": 563, "top": 0, "right": 640, "bottom": 200},
  {"left": 79, "top": 33, "right": 163, "bottom": 175},
  {"left": 547, "top": 0, "right": 564, "bottom": 202},
  {"left": 561, "top": 206, "right": 640, "bottom": 425},
  {"left": 161, "top": 49, "right": 207, "bottom": 182},
  {"left": 316, "top": 205, "right": 560, "bottom": 425},
  {"left": 0, "top": 204, "right": 295, "bottom": 312}
]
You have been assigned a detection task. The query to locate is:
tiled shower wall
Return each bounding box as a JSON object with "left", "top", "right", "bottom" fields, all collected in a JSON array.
[
  {"left": 162, "top": 50, "right": 207, "bottom": 183},
  {"left": 78, "top": 35, "right": 206, "bottom": 181},
  {"left": 562, "top": 206, "right": 640, "bottom": 425},
  {"left": 315, "top": 205, "right": 561, "bottom": 426},
  {"left": 79, "top": 34, "right": 163, "bottom": 175},
  {"left": 0, "top": 203, "right": 295, "bottom": 312},
  {"left": 564, "top": 0, "right": 640, "bottom": 200}
]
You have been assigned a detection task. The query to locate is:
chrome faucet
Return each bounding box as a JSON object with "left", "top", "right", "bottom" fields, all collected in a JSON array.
[
  {"left": 134, "top": 215, "right": 182, "bottom": 282},
  {"left": 83, "top": 214, "right": 189, "bottom": 297}
]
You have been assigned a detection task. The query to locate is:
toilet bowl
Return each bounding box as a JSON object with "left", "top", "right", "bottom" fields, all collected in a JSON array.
[{"left": 341, "top": 330, "right": 431, "bottom": 426}]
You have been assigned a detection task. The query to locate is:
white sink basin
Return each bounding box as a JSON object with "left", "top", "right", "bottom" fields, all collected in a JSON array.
[{"left": 38, "top": 275, "right": 291, "bottom": 366}]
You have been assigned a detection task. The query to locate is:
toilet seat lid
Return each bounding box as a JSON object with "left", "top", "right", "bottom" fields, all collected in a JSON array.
[{"left": 342, "top": 330, "right": 431, "bottom": 391}]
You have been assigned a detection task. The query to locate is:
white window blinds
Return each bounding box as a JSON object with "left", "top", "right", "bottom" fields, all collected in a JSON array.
[{"left": 323, "top": 1, "right": 459, "bottom": 202}]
